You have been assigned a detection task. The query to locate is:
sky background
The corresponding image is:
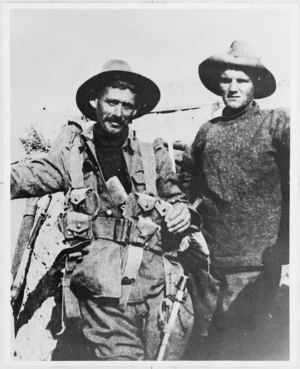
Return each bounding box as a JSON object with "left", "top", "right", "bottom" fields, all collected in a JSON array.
[{"left": 9, "top": 5, "right": 293, "bottom": 161}]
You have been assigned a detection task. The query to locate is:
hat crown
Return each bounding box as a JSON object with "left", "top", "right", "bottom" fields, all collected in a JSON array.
[
  {"left": 227, "top": 41, "right": 260, "bottom": 60},
  {"left": 101, "top": 59, "right": 133, "bottom": 73},
  {"left": 198, "top": 40, "right": 276, "bottom": 99}
]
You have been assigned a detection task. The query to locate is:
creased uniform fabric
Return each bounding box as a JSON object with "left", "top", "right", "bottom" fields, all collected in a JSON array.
[
  {"left": 189, "top": 101, "right": 289, "bottom": 268},
  {"left": 11, "top": 124, "right": 195, "bottom": 360}
]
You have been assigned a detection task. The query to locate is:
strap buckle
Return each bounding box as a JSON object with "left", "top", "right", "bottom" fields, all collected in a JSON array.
[{"left": 114, "top": 218, "right": 132, "bottom": 245}]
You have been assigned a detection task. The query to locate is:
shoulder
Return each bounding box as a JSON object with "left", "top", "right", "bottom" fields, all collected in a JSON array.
[
  {"left": 260, "top": 107, "right": 290, "bottom": 133},
  {"left": 50, "top": 120, "right": 84, "bottom": 152},
  {"left": 192, "top": 120, "right": 213, "bottom": 151},
  {"left": 260, "top": 107, "right": 290, "bottom": 121}
]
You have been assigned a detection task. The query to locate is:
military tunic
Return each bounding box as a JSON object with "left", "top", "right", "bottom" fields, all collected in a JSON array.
[{"left": 11, "top": 124, "right": 195, "bottom": 360}]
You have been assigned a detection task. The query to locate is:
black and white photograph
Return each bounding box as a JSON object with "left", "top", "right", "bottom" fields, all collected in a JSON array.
[{"left": 1, "top": 1, "right": 298, "bottom": 366}]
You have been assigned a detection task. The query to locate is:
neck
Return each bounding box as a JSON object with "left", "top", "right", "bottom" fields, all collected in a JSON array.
[{"left": 223, "top": 100, "right": 254, "bottom": 118}]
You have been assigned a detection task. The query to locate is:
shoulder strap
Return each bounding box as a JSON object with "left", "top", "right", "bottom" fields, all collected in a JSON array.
[
  {"left": 139, "top": 142, "right": 157, "bottom": 196},
  {"left": 70, "top": 134, "right": 85, "bottom": 189}
]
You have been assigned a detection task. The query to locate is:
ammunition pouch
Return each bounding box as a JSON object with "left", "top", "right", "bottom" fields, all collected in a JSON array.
[
  {"left": 68, "top": 188, "right": 101, "bottom": 218},
  {"left": 58, "top": 187, "right": 100, "bottom": 242},
  {"left": 130, "top": 217, "right": 160, "bottom": 247},
  {"left": 60, "top": 212, "right": 93, "bottom": 241},
  {"left": 123, "top": 192, "right": 171, "bottom": 223}
]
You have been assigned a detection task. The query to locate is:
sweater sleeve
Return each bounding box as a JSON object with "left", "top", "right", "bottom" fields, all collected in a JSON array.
[
  {"left": 269, "top": 108, "right": 290, "bottom": 262},
  {"left": 190, "top": 122, "right": 209, "bottom": 166},
  {"left": 270, "top": 108, "right": 290, "bottom": 149}
]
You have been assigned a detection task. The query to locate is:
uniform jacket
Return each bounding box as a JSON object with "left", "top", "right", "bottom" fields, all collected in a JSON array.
[
  {"left": 187, "top": 101, "right": 290, "bottom": 268},
  {"left": 11, "top": 123, "right": 191, "bottom": 302}
]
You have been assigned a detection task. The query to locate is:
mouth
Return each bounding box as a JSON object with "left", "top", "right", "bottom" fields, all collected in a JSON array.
[{"left": 108, "top": 121, "right": 123, "bottom": 128}]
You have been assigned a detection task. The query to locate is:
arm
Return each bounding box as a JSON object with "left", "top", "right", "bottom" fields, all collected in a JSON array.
[
  {"left": 11, "top": 146, "right": 71, "bottom": 199},
  {"left": 270, "top": 108, "right": 290, "bottom": 197},
  {"left": 153, "top": 138, "right": 201, "bottom": 233},
  {"left": 269, "top": 108, "right": 290, "bottom": 264}
]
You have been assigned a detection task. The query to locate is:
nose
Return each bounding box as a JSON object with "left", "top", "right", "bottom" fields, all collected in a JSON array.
[
  {"left": 229, "top": 79, "right": 238, "bottom": 92},
  {"left": 113, "top": 103, "right": 122, "bottom": 117}
]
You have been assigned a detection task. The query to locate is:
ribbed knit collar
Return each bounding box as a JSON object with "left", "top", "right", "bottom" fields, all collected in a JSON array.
[
  {"left": 93, "top": 124, "right": 129, "bottom": 149},
  {"left": 81, "top": 123, "right": 137, "bottom": 155},
  {"left": 221, "top": 101, "right": 260, "bottom": 122}
]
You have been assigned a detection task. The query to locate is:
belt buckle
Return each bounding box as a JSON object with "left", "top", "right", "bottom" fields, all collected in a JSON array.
[
  {"left": 114, "top": 218, "right": 132, "bottom": 245},
  {"left": 124, "top": 219, "right": 132, "bottom": 245}
]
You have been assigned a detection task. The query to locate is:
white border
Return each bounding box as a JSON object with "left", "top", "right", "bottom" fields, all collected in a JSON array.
[{"left": 2, "top": 2, "right": 299, "bottom": 368}]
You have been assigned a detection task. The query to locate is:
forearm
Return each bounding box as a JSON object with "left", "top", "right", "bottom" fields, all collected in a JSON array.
[{"left": 11, "top": 156, "right": 68, "bottom": 199}]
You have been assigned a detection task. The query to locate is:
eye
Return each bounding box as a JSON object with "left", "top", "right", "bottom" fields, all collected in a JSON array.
[
  {"left": 237, "top": 78, "right": 250, "bottom": 83},
  {"left": 105, "top": 99, "right": 118, "bottom": 107},
  {"left": 220, "top": 77, "right": 232, "bottom": 84},
  {"left": 122, "top": 103, "right": 135, "bottom": 111}
]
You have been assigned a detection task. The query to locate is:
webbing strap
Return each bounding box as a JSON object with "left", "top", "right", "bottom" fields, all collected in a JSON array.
[
  {"left": 70, "top": 135, "right": 85, "bottom": 189},
  {"left": 93, "top": 217, "right": 132, "bottom": 244},
  {"left": 62, "top": 273, "right": 82, "bottom": 319},
  {"left": 140, "top": 142, "right": 157, "bottom": 196},
  {"left": 118, "top": 141, "right": 158, "bottom": 309},
  {"left": 119, "top": 245, "right": 144, "bottom": 311}
]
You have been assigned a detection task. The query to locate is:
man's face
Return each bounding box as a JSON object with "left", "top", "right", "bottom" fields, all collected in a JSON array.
[
  {"left": 219, "top": 70, "right": 254, "bottom": 111},
  {"left": 95, "top": 87, "right": 137, "bottom": 135}
]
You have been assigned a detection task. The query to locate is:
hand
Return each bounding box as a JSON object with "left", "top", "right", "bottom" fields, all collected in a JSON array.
[{"left": 165, "top": 202, "right": 191, "bottom": 234}]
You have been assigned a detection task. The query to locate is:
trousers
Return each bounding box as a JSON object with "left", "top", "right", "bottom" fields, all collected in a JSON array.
[
  {"left": 185, "top": 266, "right": 289, "bottom": 361},
  {"left": 53, "top": 284, "right": 194, "bottom": 360}
]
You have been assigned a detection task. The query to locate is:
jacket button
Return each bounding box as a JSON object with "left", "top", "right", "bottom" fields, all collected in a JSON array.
[
  {"left": 106, "top": 209, "right": 113, "bottom": 217},
  {"left": 76, "top": 224, "right": 81, "bottom": 229}
]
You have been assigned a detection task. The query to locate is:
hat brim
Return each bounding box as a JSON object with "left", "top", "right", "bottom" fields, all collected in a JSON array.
[
  {"left": 76, "top": 70, "right": 160, "bottom": 121},
  {"left": 198, "top": 55, "right": 276, "bottom": 99}
]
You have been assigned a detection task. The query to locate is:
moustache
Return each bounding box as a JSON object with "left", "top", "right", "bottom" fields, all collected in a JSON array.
[{"left": 106, "top": 116, "right": 126, "bottom": 125}]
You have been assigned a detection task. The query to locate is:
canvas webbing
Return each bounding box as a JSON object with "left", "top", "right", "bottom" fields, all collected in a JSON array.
[
  {"left": 119, "top": 142, "right": 158, "bottom": 309},
  {"left": 62, "top": 255, "right": 83, "bottom": 320},
  {"left": 62, "top": 274, "right": 82, "bottom": 319},
  {"left": 70, "top": 135, "right": 85, "bottom": 189},
  {"left": 67, "top": 138, "right": 159, "bottom": 311},
  {"left": 119, "top": 245, "right": 144, "bottom": 311},
  {"left": 140, "top": 142, "right": 157, "bottom": 196}
]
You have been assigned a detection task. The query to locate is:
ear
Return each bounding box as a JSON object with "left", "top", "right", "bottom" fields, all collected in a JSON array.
[{"left": 90, "top": 99, "right": 97, "bottom": 108}]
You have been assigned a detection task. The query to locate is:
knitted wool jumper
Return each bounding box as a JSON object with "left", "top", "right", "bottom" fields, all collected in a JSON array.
[{"left": 190, "top": 102, "right": 289, "bottom": 267}]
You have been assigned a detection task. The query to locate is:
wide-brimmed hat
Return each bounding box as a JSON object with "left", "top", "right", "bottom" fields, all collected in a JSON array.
[
  {"left": 198, "top": 41, "right": 276, "bottom": 99},
  {"left": 76, "top": 59, "right": 160, "bottom": 121}
]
